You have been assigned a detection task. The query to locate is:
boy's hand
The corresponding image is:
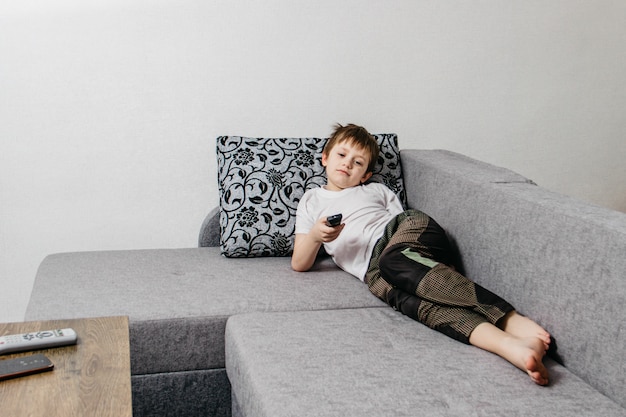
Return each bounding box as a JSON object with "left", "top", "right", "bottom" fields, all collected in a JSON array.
[
  {"left": 314, "top": 217, "right": 345, "bottom": 243},
  {"left": 291, "top": 216, "right": 345, "bottom": 272}
]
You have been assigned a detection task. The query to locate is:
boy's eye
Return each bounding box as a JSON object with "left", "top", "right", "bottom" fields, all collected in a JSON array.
[{"left": 355, "top": 160, "right": 363, "bottom": 166}]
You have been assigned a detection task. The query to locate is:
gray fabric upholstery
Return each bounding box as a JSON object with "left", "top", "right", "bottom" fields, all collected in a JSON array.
[
  {"left": 226, "top": 308, "right": 626, "bottom": 417},
  {"left": 401, "top": 149, "right": 534, "bottom": 187},
  {"left": 198, "top": 206, "right": 221, "bottom": 247},
  {"left": 132, "top": 369, "right": 231, "bottom": 417}
]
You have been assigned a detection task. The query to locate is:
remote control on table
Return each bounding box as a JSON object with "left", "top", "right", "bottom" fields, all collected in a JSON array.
[
  {"left": 0, "top": 353, "right": 54, "bottom": 381},
  {"left": 0, "top": 328, "right": 77, "bottom": 355}
]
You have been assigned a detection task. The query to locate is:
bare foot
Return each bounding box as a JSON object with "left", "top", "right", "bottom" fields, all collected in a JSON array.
[
  {"left": 503, "top": 335, "right": 550, "bottom": 386},
  {"left": 526, "top": 348, "right": 549, "bottom": 385},
  {"left": 470, "top": 323, "right": 549, "bottom": 386},
  {"left": 500, "top": 311, "right": 551, "bottom": 349}
]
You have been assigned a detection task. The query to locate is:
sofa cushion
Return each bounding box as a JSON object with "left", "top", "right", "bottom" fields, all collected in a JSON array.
[
  {"left": 25, "top": 247, "right": 385, "bottom": 375},
  {"left": 217, "top": 134, "right": 405, "bottom": 258},
  {"left": 226, "top": 308, "right": 626, "bottom": 417}
]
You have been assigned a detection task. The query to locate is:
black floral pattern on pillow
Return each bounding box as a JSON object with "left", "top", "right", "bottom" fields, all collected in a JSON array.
[
  {"left": 368, "top": 133, "right": 406, "bottom": 204},
  {"left": 217, "top": 134, "right": 406, "bottom": 258}
]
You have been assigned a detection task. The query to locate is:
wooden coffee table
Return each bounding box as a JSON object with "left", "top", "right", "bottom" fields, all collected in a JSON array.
[{"left": 0, "top": 316, "right": 132, "bottom": 417}]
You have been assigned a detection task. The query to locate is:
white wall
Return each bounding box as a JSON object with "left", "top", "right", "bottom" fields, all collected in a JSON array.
[{"left": 2, "top": 0, "right": 625, "bottom": 322}]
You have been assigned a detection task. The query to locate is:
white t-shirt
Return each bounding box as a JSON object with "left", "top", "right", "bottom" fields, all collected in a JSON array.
[{"left": 295, "top": 182, "right": 404, "bottom": 280}]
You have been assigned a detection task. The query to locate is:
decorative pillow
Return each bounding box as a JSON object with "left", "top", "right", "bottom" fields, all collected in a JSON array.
[{"left": 217, "top": 134, "right": 406, "bottom": 258}]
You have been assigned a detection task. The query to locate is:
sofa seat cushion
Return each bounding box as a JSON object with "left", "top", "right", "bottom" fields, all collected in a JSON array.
[
  {"left": 225, "top": 308, "right": 626, "bottom": 417},
  {"left": 25, "top": 247, "right": 384, "bottom": 374}
]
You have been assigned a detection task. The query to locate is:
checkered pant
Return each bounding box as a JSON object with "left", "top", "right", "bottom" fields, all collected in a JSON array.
[{"left": 365, "top": 210, "right": 514, "bottom": 344}]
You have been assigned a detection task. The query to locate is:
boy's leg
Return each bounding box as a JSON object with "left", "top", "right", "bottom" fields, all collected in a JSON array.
[
  {"left": 369, "top": 210, "right": 513, "bottom": 342},
  {"left": 381, "top": 282, "right": 550, "bottom": 385},
  {"left": 387, "top": 286, "right": 488, "bottom": 344},
  {"left": 368, "top": 210, "right": 550, "bottom": 384},
  {"left": 368, "top": 252, "right": 489, "bottom": 344},
  {"left": 379, "top": 244, "right": 514, "bottom": 325},
  {"left": 383, "top": 210, "right": 455, "bottom": 266},
  {"left": 380, "top": 211, "right": 514, "bottom": 322}
]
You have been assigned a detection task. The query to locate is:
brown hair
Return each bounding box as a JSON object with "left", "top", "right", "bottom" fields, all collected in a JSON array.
[{"left": 323, "top": 123, "right": 379, "bottom": 173}]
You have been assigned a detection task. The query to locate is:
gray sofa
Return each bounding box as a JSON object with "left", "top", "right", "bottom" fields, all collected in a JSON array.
[{"left": 26, "top": 150, "right": 626, "bottom": 416}]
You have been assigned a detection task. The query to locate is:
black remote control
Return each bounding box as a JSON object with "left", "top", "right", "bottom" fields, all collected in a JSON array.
[
  {"left": 326, "top": 213, "right": 342, "bottom": 227},
  {"left": 0, "top": 354, "right": 54, "bottom": 381}
]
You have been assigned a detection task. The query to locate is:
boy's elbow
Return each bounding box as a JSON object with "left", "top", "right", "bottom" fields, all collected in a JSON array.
[{"left": 291, "top": 258, "right": 311, "bottom": 272}]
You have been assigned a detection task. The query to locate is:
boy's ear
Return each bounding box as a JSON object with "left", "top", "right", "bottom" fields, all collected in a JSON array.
[
  {"left": 321, "top": 152, "right": 328, "bottom": 166},
  {"left": 360, "top": 171, "right": 373, "bottom": 184}
]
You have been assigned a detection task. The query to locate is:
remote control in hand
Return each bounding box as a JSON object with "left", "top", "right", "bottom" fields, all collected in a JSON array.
[
  {"left": 0, "top": 328, "right": 77, "bottom": 355},
  {"left": 326, "top": 213, "right": 343, "bottom": 227}
]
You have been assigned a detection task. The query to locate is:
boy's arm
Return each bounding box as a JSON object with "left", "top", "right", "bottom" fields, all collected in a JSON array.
[
  {"left": 291, "top": 233, "right": 322, "bottom": 272},
  {"left": 291, "top": 218, "right": 344, "bottom": 272}
]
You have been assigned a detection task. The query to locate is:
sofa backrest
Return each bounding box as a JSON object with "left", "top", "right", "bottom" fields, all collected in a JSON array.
[{"left": 401, "top": 149, "right": 626, "bottom": 408}]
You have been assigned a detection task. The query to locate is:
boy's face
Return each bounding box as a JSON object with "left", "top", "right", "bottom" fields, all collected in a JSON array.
[{"left": 322, "top": 140, "right": 373, "bottom": 191}]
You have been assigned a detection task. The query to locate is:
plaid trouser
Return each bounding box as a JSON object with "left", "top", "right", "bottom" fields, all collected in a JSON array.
[{"left": 365, "top": 210, "right": 514, "bottom": 344}]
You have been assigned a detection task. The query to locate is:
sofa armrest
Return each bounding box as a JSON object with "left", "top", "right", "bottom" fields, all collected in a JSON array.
[{"left": 198, "top": 207, "right": 220, "bottom": 247}]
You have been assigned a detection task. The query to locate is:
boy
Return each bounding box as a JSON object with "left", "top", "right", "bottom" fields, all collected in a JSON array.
[{"left": 292, "top": 123, "right": 551, "bottom": 385}]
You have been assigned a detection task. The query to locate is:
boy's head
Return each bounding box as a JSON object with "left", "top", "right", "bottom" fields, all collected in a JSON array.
[{"left": 323, "top": 123, "right": 379, "bottom": 173}]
